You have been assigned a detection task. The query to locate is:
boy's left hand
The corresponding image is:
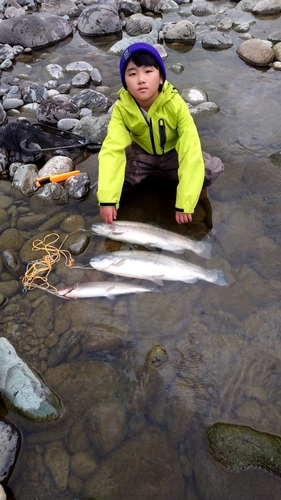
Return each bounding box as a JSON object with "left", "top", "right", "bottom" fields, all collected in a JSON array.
[{"left": 175, "top": 212, "right": 192, "bottom": 224}]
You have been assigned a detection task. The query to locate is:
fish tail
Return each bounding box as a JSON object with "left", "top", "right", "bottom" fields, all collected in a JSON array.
[
  {"left": 197, "top": 241, "right": 212, "bottom": 259},
  {"left": 213, "top": 270, "right": 229, "bottom": 286}
]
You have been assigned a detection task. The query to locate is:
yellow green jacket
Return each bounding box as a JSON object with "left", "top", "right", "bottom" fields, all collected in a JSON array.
[{"left": 97, "top": 81, "right": 204, "bottom": 213}]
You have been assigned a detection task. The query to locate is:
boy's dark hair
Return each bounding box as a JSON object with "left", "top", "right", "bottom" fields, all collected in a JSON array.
[{"left": 130, "top": 51, "right": 160, "bottom": 71}]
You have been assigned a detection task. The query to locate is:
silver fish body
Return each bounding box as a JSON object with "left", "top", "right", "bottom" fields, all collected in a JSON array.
[
  {"left": 91, "top": 221, "right": 212, "bottom": 258},
  {"left": 89, "top": 250, "right": 228, "bottom": 286},
  {"left": 57, "top": 281, "right": 156, "bottom": 299}
]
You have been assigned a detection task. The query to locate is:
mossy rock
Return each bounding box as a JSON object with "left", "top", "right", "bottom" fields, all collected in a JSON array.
[
  {"left": 207, "top": 422, "right": 281, "bottom": 477},
  {"left": 270, "top": 151, "right": 281, "bottom": 166}
]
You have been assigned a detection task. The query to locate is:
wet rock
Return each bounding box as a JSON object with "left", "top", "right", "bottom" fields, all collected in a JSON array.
[
  {"left": 80, "top": 317, "right": 134, "bottom": 358},
  {"left": 119, "top": 0, "right": 141, "bottom": 16},
  {"left": 236, "top": 38, "right": 274, "bottom": 66},
  {"left": 190, "top": 419, "right": 281, "bottom": 500},
  {"left": 2, "top": 249, "right": 24, "bottom": 276},
  {"left": 77, "top": 3, "right": 122, "bottom": 36},
  {"left": 40, "top": 0, "right": 80, "bottom": 17},
  {"left": 208, "top": 422, "right": 281, "bottom": 477},
  {"left": 0, "top": 485, "right": 6, "bottom": 500},
  {"left": 70, "top": 451, "right": 97, "bottom": 480},
  {"left": 0, "top": 294, "right": 7, "bottom": 307},
  {"left": 191, "top": 4, "right": 214, "bottom": 16},
  {"left": 90, "top": 68, "right": 102, "bottom": 85},
  {"left": 0, "top": 13, "right": 73, "bottom": 48},
  {"left": 107, "top": 31, "right": 159, "bottom": 55},
  {"left": 72, "top": 89, "right": 111, "bottom": 112},
  {"left": 71, "top": 71, "right": 91, "bottom": 88},
  {"left": 35, "top": 182, "right": 69, "bottom": 204},
  {"left": 11, "top": 164, "right": 38, "bottom": 196},
  {"left": 0, "top": 228, "right": 25, "bottom": 253},
  {"left": 44, "top": 361, "right": 120, "bottom": 414},
  {"left": 57, "top": 118, "right": 80, "bottom": 131},
  {"left": 83, "top": 426, "right": 185, "bottom": 499},
  {"left": 267, "top": 30, "right": 281, "bottom": 43},
  {"left": 64, "top": 172, "right": 90, "bottom": 199},
  {"left": 0, "top": 337, "right": 64, "bottom": 421},
  {"left": 72, "top": 114, "right": 111, "bottom": 144},
  {"left": 202, "top": 31, "right": 233, "bottom": 50},
  {"left": 273, "top": 41, "right": 281, "bottom": 61},
  {"left": 65, "top": 61, "right": 94, "bottom": 74},
  {"left": 0, "top": 418, "right": 21, "bottom": 483},
  {"left": 36, "top": 95, "right": 79, "bottom": 125},
  {"left": 37, "top": 155, "right": 74, "bottom": 177},
  {"left": 189, "top": 101, "right": 220, "bottom": 116},
  {"left": 252, "top": 0, "right": 281, "bottom": 15},
  {"left": 63, "top": 229, "right": 90, "bottom": 254},
  {"left": 0, "top": 103, "right": 6, "bottom": 125},
  {"left": 181, "top": 86, "right": 208, "bottom": 105},
  {"left": 44, "top": 441, "right": 69, "bottom": 491},
  {"left": 47, "top": 329, "right": 83, "bottom": 368},
  {"left": 84, "top": 398, "right": 127, "bottom": 457},
  {"left": 60, "top": 214, "right": 85, "bottom": 233},
  {"left": 0, "top": 280, "right": 20, "bottom": 298},
  {"left": 125, "top": 13, "right": 154, "bottom": 36},
  {"left": 45, "top": 63, "right": 64, "bottom": 80},
  {"left": 162, "top": 20, "right": 196, "bottom": 43}
]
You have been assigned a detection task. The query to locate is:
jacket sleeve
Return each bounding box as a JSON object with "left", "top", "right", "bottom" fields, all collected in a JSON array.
[
  {"left": 97, "top": 104, "right": 132, "bottom": 209},
  {"left": 174, "top": 98, "right": 205, "bottom": 214}
]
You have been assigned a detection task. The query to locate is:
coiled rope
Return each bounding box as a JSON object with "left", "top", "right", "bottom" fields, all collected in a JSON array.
[{"left": 21, "top": 233, "right": 75, "bottom": 294}]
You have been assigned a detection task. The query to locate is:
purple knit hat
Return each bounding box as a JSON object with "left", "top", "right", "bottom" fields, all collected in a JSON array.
[{"left": 119, "top": 42, "right": 166, "bottom": 89}]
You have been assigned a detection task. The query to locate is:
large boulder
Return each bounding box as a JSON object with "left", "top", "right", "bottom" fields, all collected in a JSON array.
[{"left": 0, "top": 13, "right": 73, "bottom": 48}]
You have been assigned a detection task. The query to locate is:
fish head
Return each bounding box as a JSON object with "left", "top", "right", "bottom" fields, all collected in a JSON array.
[
  {"left": 56, "top": 286, "right": 75, "bottom": 298},
  {"left": 90, "top": 253, "right": 117, "bottom": 270},
  {"left": 91, "top": 222, "right": 114, "bottom": 236}
]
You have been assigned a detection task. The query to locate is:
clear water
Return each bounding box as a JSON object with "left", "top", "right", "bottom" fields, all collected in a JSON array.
[{"left": 1, "top": 3, "right": 281, "bottom": 499}]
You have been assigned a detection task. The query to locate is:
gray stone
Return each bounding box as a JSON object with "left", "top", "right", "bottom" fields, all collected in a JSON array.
[
  {"left": 0, "top": 337, "right": 64, "bottom": 421},
  {"left": 83, "top": 427, "right": 185, "bottom": 499},
  {"left": 163, "top": 20, "right": 196, "bottom": 43},
  {"left": 0, "top": 419, "right": 21, "bottom": 483},
  {"left": 72, "top": 89, "right": 111, "bottom": 112},
  {"left": 77, "top": 3, "right": 122, "bottom": 36},
  {"left": 85, "top": 399, "right": 127, "bottom": 456},
  {"left": 0, "top": 13, "right": 73, "bottom": 49},
  {"left": 36, "top": 95, "right": 79, "bottom": 124},
  {"left": 237, "top": 38, "right": 274, "bottom": 66},
  {"left": 202, "top": 31, "right": 233, "bottom": 49},
  {"left": 125, "top": 13, "right": 154, "bottom": 36}
]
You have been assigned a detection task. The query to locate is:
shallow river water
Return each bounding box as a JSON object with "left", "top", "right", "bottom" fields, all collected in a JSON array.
[{"left": 1, "top": 3, "right": 281, "bottom": 499}]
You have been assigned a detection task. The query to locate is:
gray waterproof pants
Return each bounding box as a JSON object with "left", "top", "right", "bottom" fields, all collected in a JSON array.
[{"left": 125, "top": 143, "right": 224, "bottom": 188}]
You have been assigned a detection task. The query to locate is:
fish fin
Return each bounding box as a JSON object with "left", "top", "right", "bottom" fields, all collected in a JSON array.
[
  {"left": 151, "top": 276, "right": 164, "bottom": 286},
  {"left": 115, "top": 258, "right": 127, "bottom": 267},
  {"left": 106, "top": 294, "right": 116, "bottom": 300},
  {"left": 197, "top": 241, "right": 212, "bottom": 259},
  {"left": 213, "top": 270, "right": 229, "bottom": 286}
]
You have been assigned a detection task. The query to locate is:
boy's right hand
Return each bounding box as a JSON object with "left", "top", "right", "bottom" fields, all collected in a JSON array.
[{"left": 100, "top": 206, "right": 117, "bottom": 224}]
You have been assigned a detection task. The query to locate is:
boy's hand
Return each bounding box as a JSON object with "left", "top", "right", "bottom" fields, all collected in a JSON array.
[
  {"left": 175, "top": 212, "right": 192, "bottom": 224},
  {"left": 100, "top": 206, "right": 117, "bottom": 224}
]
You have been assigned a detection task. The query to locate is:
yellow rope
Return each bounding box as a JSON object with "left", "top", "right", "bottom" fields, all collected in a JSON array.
[{"left": 21, "top": 233, "right": 75, "bottom": 294}]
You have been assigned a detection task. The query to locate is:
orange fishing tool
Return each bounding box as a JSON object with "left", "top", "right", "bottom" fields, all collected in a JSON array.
[{"left": 35, "top": 170, "right": 81, "bottom": 188}]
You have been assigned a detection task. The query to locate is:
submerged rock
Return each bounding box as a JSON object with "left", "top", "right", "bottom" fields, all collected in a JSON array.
[
  {"left": 208, "top": 422, "right": 281, "bottom": 478},
  {"left": 0, "top": 337, "right": 64, "bottom": 421},
  {"left": 0, "top": 418, "right": 21, "bottom": 483}
]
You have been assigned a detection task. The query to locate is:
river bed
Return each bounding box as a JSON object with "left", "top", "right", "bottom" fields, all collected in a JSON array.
[{"left": 1, "top": 3, "right": 281, "bottom": 499}]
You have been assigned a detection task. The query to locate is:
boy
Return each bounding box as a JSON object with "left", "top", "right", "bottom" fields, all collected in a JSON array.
[{"left": 97, "top": 42, "right": 224, "bottom": 225}]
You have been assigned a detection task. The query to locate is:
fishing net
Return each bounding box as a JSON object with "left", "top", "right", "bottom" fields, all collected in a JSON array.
[
  {"left": 21, "top": 233, "right": 75, "bottom": 295},
  {"left": 0, "top": 121, "right": 101, "bottom": 163}
]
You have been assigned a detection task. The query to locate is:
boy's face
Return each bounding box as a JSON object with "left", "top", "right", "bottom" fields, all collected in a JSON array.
[{"left": 124, "top": 59, "right": 164, "bottom": 111}]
